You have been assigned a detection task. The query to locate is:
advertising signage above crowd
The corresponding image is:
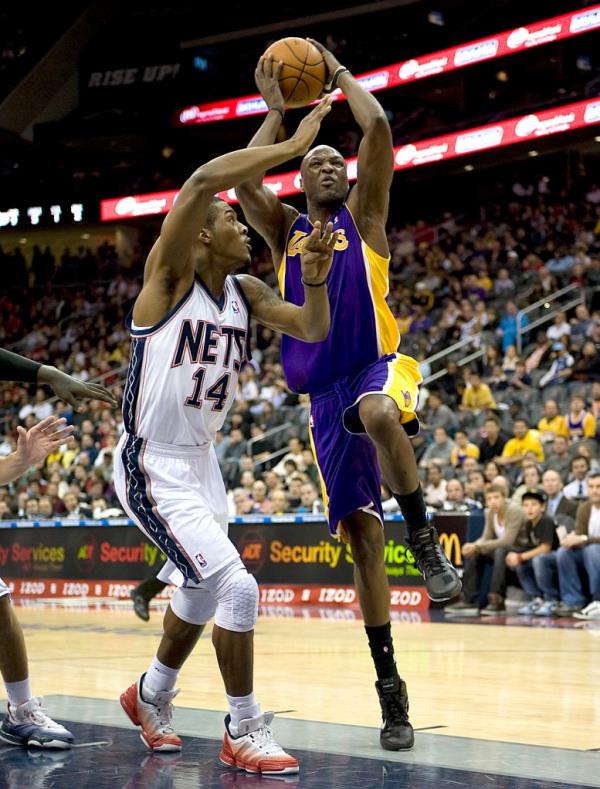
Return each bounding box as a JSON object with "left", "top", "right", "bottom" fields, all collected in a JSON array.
[
  {"left": 100, "top": 96, "right": 600, "bottom": 222},
  {"left": 174, "top": 5, "right": 600, "bottom": 126}
]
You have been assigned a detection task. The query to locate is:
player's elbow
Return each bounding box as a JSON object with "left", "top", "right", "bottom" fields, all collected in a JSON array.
[
  {"left": 303, "top": 322, "right": 329, "bottom": 343},
  {"left": 366, "top": 112, "right": 391, "bottom": 133}
]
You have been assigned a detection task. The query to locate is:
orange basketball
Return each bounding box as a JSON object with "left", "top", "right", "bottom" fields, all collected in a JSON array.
[{"left": 263, "top": 37, "right": 326, "bottom": 108}]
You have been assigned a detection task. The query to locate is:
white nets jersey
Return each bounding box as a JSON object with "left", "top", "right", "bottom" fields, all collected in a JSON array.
[{"left": 123, "top": 275, "right": 251, "bottom": 445}]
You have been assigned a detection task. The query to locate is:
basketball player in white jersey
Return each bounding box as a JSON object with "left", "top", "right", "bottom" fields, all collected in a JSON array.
[{"left": 114, "top": 97, "right": 337, "bottom": 775}]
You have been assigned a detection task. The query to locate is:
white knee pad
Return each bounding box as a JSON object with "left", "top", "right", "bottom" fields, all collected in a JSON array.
[
  {"left": 213, "top": 566, "right": 259, "bottom": 633},
  {"left": 170, "top": 585, "right": 217, "bottom": 626}
]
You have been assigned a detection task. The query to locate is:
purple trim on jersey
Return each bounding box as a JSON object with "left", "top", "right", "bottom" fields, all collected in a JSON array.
[
  {"left": 281, "top": 205, "right": 381, "bottom": 394},
  {"left": 121, "top": 434, "right": 200, "bottom": 583},
  {"left": 126, "top": 281, "right": 196, "bottom": 337},
  {"left": 122, "top": 337, "right": 146, "bottom": 435}
]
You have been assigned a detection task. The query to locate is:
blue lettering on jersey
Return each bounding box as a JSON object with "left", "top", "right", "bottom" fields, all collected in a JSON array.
[{"left": 171, "top": 320, "right": 247, "bottom": 371}]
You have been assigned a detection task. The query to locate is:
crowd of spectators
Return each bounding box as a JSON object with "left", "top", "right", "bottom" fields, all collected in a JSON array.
[{"left": 0, "top": 180, "right": 599, "bottom": 592}]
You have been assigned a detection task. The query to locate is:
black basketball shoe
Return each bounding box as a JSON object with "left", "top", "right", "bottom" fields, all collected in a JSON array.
[
  {"left": 406, "top": 525, "right": 462, "bottom": 602},
  {"left": 130, "top": 590, "right": 150, "bottom": 622},
  {"left": 376, "top": 675, "right": 414, "bottom": 751}
]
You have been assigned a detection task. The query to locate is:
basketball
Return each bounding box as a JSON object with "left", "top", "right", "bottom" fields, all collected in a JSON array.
[{"left": 263, "top": 37, "right": 327, "bottom": 108}]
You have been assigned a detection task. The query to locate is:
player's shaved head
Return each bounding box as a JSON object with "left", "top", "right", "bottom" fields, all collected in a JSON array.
[
  {"left": 302, "top": 144, "right": 343, "bottom": 165},
  {"left": 300, "top": 145, "right": 349, "bottom": 208}
]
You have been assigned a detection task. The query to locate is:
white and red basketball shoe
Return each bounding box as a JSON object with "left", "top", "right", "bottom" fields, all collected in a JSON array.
[
  {"left": 120, "top": 674, "right": 182, "bottom": 752},
  {"left": 219, "top": 712, "right": 298, "bottom": 775}
]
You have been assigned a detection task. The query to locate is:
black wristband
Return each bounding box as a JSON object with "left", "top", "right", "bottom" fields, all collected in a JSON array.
[
  {"left": 324, "top": 66, "right": 349, "bottom": 93},
  {"left": 269, "top": 106, "right": 285, "bottom": 121},
  {"left": 0, "top": 348, "right": 41, "bottom": 383},
  {"left": 302, "top": 276, "right": 328, "bottom": 288}
]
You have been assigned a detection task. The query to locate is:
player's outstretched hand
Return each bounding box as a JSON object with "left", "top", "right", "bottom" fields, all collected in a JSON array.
[
  {"left": 39, "top": 366, "right": 119, "bottom": 411},
  {"left": 15, "top": 416, "right": 75, "bottom": 468},
  {"left": 300, "top": 221, "right": 339, "bottom": 285},
  {"left": 291, "top": 96, "right": 333, "bottom": 154},
  {"left": 306, "top": 38, "right": 343, "bottom": 86},
  {"left": 255, "top": 54, "right": 285, "bottom": 110}
]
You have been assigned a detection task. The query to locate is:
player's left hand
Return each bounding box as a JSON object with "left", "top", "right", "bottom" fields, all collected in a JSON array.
[
  {"left": 39, "top": 366, "right": 119, "bottom": 411},
  {"left": 15, "top": 416, "right": 75, "bottom": 468},
  {"left": 306, "top": 38, "right": 343, "bottom": 84},
  {"left": 300, "top": 221, "right": 339, "bottom": 285}
]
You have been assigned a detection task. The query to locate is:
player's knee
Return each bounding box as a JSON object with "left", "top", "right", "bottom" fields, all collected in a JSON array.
[
  {"left": 170, "top": 587, "right": 217, "bottom": 627},
  {"left": 359, "top": 397, "right": 398, "bottom": 443},
  {"left": 344, "top": 520, "right": 384, "bottom": 568},
  {"left": 214, "top": 567, "right": 259, "bottom": 633}
]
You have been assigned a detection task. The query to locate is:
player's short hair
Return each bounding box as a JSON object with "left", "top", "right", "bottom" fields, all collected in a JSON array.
[{"left": 206, "top": 197, "right": 227, "bottom": 228}]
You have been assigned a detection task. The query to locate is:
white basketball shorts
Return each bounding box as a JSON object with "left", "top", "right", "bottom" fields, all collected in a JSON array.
[
  {"left": 0, "top": 577, "right": 10, "bottom": 598},
  {"left": 114, "top": 433, "right": 240, "bottom": 586}
]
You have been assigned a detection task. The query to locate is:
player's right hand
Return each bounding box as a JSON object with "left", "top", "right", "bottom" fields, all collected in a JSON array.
[
  {"left": 291, "top": 96, "right": 333, "bottom": 154},
  {"left": 255, "top": 54, "right": 285, "bottom": 111},
  {"left": 15, "top": 416, "right": 75, "bottom": 468}
]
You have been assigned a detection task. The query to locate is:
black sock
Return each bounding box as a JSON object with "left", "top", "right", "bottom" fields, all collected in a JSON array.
[
  {"left": 394, "top": 485, "right": 428, "bottom": 532},
  {"left": 365, "top": 622, "right": 397, "bottom": 683},
  {"left": 135, "top": 577, "right": 168, "bottom": 601}
]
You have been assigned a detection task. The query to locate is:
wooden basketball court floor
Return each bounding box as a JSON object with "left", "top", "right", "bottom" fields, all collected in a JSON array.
[{"left": 1, "top": 599, "right": 599, "bottom": 788}]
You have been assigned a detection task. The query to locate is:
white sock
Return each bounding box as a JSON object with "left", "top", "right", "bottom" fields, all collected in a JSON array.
[
  {"left": 5, "top": 678, "right": 32, "bottom": 708},
  {"left": 227, "top": 692, "right": 261, "bottom": 732},
  {"left": 143, "top": 657, "right": 179, "bottom": 698}
]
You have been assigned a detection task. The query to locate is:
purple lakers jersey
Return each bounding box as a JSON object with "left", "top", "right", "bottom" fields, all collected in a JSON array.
[{"left": 279, "top": 204, "right": 400, "bottom": 394}]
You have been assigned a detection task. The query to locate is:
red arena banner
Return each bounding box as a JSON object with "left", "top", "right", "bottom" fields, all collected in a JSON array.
[
  {"left": 100, "top": 97, "right": 600, "bottom": 221},
  {"left": 174, "top": 5, "right": 600, "bottom": 126}
]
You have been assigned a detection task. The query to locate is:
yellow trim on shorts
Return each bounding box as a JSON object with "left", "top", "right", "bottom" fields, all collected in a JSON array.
[
  {"left": 308, "top": 420, "right": 330, "bottom": 521},
  {"left": 383, "top": 353, "right": 423, "bottom": 424}
]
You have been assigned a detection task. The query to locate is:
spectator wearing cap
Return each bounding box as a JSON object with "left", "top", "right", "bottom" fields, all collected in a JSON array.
[
  {"left": 537, "top": 400, "right": 568, "bottom": 444},
  {"left": 450, "top": 430, "right": 480, "bottom": 468},
  {"left": 478, "top": 414, "right": 509, "bottom": 464},
  {"left": 498, "top": 418, "right": 544, "bottom": 467},
  {"left": 461, "top": 370, "right": 496, "bottom": 412},
  {"left": 506, "top": 489, "right": 560, "bottom": 615},
  {"left": 563, "top": 455, "right": 591, "bottom": 500},
  {"left": 542, "top": 469, "right": 578, "bottom": 523},
  {"left": 445, "top": 485, "right": 527, "bottom": 615},
  {"left": 539, "top": 343, "right": 574, "bottom": 388},
  {"left": 565, "top": 395, "right": 596, "bottom": 442}
]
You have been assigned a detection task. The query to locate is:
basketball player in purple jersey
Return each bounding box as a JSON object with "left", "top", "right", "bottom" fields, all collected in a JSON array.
[
  {"left": 115, "top": 99, "right": 339, "bottom": 775},
  {"left": 236, "top": 46, "right": 461, "bottom": 750}
]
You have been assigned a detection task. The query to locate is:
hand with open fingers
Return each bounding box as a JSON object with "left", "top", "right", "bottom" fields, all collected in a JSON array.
[
  {"left": 42, "top": 366, "right": 119, "bottom": 411},
  {"left": 291, "top": 96, "right": 333, "bottom": 154},
  {"left": 255, "top": 53, "right": 285, "bottom": 110},
  {"left": 306, "top": 38, "right": 343, "bottom": 84},
  {"left": 300, "top": 221, "right": 339, "bottom": 285},
  {"left": 15, "top": 416, "right": 76, "bottom": 468}
]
